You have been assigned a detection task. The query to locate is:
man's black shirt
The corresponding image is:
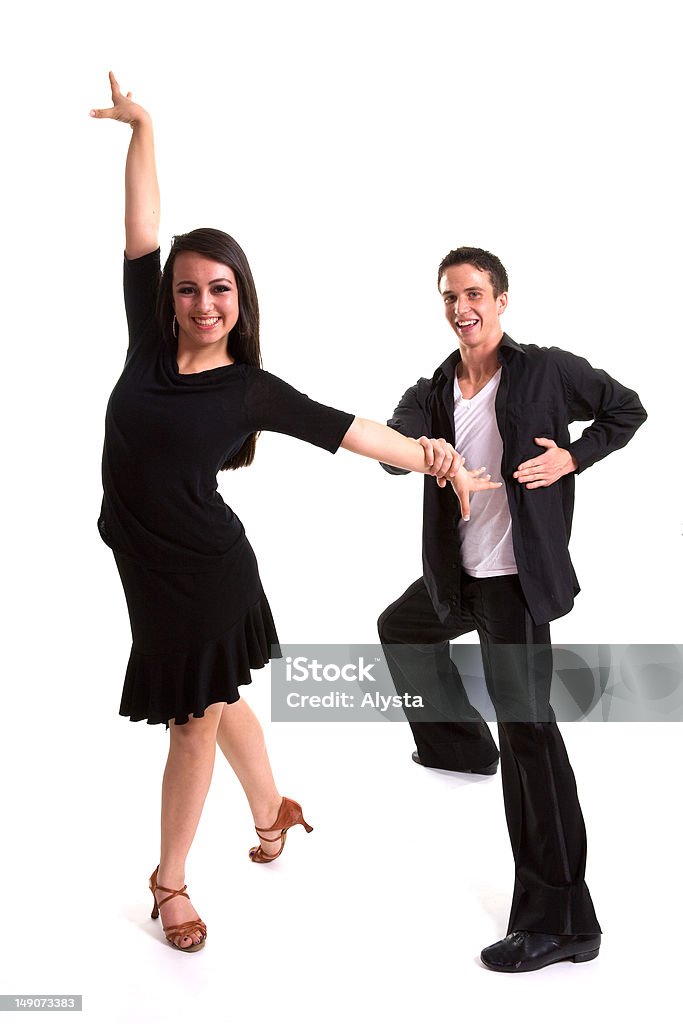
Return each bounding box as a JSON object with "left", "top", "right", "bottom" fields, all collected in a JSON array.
[{"left": 382, "top": 334, "right": 647, "bottom": 625}]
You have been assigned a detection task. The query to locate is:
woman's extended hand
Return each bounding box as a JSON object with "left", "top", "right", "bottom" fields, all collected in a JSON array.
[
  {"left": 90, "top": 71, "right": 150, "bottom": 127},
  {"left": 416, "top": 435, "right": 502, "bottom": 520},
  {"left": 444, "top": 463, "right": 503, "bottom": 522}
]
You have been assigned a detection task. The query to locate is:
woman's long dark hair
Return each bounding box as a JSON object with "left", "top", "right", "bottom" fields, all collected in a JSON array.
[{"left": 157, "top": 227, "right": 261, "bottom": 470}]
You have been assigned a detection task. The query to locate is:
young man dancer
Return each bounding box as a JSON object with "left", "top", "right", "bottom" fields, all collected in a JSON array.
[{"left": 378, "top": 247, "right": 646, "bottom": 972}]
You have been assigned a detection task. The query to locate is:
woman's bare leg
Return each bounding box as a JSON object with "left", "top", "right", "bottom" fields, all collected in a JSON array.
[
  {"left": 216, "top": 697, "right": 284, "bottom": 857},
  {"left": 155, "top": 702, "right": 223, "bottom": 948}
]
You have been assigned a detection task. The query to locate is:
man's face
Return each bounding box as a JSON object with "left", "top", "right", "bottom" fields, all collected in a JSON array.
[{"left": 439, "top": 263, "right": 507, "bottom": 351}]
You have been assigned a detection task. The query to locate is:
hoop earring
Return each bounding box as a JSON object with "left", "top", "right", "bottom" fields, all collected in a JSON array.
[{"left": 172, "top": 315, "right": 178, "bottom": 339}]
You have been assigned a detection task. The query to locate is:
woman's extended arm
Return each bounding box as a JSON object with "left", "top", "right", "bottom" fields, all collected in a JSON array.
[
  {"left": 340, "top": 417, "right": 501, "bottom": 521},
  {"left": 90, "top": 71, "right": 159, "bottom": 259}
]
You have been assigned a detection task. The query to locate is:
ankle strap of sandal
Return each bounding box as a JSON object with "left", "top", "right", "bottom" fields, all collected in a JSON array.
[
  {"left": 254, "top": 827, "right": 284, "bottom": 842},
  {"left": 154, "top": 882, "right": 190, "bottom": 909}
]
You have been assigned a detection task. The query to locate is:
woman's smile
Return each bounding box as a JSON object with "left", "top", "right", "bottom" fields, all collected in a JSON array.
[
  {"left": 192, "top": 315, "right": 222, "bottom": 331},
  {"left": 173, "top": 251, "right": 240, "bottom": 351}
]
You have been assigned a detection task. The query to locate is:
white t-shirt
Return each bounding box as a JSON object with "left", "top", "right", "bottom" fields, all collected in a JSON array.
[{"left": 454, "top": 368, "right": 518, "bottom": 577}]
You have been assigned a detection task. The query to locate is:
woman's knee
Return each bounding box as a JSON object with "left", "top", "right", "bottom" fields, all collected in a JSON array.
[{"left": 169, "top": 703, "right": 224, "bottom": 747}]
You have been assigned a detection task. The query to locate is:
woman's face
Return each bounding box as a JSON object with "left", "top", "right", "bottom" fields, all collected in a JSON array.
[{"left": 172, "top": 251, "right": 240, "bottom": 354}]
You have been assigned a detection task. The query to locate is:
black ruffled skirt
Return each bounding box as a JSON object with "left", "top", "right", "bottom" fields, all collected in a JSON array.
[{"left": 112, "top": 536, "right": 280, "bottom": 726}]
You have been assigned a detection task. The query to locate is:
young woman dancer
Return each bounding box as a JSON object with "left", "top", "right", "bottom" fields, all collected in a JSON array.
[{"left": 91, "top": 72, "right": 499, "bottom": 952}]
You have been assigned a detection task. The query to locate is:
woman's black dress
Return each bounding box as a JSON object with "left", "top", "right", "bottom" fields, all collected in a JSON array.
[{"left": 98, "top": 249, "right": 354, "bottom": 726}]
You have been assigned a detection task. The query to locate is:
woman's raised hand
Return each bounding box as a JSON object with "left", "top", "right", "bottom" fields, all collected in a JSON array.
[
  {"left": 90, "top": 70, "right": 159, "bottom": 259},
  {"left": 90, "top": 71, "right": 149, "bottom": 127}
]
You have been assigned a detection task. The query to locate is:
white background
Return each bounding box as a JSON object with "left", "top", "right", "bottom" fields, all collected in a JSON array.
[{"left": 1, "top": 1, "right": 681, "bottom": 1021}]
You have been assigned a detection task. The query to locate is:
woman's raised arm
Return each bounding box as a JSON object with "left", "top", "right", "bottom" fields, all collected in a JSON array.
[{"left": 90, "top": 71, "right": 159, "bottom": 259}]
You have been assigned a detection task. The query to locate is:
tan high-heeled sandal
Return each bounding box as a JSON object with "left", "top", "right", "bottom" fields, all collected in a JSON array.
[
  {"left": 249, "top": 796, "right": 314, "bottom": 863},
  {"left": 149, "top": 866, "right": 207, "bottom": 952}
]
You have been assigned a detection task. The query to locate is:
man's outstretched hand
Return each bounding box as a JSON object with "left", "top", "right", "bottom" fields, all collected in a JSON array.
[{"left": 416, "top": 436, "right": 465, "bottom": 480}]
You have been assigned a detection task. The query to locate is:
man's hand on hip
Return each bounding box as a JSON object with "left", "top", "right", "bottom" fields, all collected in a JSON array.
[{"left": 513, "top": 437, "right": 579, "bottom": 489}]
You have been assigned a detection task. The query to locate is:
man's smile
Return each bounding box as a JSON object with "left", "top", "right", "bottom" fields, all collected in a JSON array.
[{"left": 456, "top": 318, "right": 479, "bottom": 332}]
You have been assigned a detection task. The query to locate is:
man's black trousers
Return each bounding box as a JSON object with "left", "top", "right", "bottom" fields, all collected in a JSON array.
[{"left": 378, "top": 573, "right": 601, "bottom": 936}]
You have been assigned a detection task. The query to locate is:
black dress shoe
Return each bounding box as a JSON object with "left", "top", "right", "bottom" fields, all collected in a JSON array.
[
  {"left": 411, "top": 751, "right": 499, "bottom": 775},
  {"left": 480, "top": 931, "right": 601, "bottom": 973}
]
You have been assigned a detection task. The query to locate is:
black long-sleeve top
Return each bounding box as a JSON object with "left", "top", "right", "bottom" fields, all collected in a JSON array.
[{"left": 382, "top": 334, "right": 647, "bottom": 625}]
